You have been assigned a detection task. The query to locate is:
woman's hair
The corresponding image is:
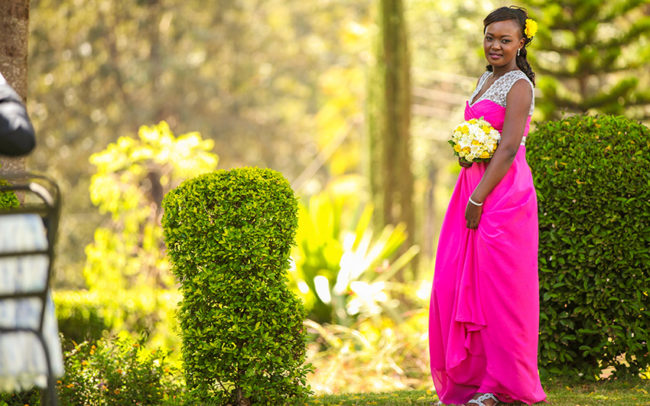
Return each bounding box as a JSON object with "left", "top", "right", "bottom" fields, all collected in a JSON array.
[{"left": 483, "top": 6, "right": 536, "bottom": 85}]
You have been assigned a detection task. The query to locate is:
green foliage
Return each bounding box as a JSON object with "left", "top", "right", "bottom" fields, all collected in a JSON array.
[
  {"left": 28, "top": 0, "right": 503, "bottom": 288},
  {"left": 0, "top": 387, "right": 39, "bottom": 405},
  {"left": 54, "top": 291, "right": 113, "bottom": 343},
  {"left": 63, "top": 121, "right": 213, "bottom": 360},
  {"left": 57, "top": 332, "right": 181, "bottom": 405},
  {"left": 0, "top": 333, "right": 180, "bottom": 406},
  {"left": 525, "top": 0, "right": 650, "bottom": 120},
  {"left": 527, "top": 114, "right": 650, "bottom": 380},
  {"left": 289, "top": 180, "right": 426, "bottom": 393},
  {"left": 162, "top": 167, "right": 311, "bottom": 404},
  {"left": 0, "top": 179, "right": 19, "bottom": 210},
  {"left": 53, "top": 289, "right": 181, "bottom": 351},
  {"left": 85, "top": 121, "right": 218, "bottom": 291},
  {"left": 27, "top": 0, "right": 374, "bottom": 286},
  {"left": 290, "top": 178, "right": 419, "bottom": 325}
]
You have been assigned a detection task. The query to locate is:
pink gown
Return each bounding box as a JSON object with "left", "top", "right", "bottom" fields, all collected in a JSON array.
[{"left": 428, "top": 70, "right": 547, "bottom": 405}]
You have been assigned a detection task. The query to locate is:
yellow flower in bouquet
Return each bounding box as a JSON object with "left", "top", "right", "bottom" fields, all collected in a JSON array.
[{"left": 449, "top": 117, "right": 501, "bottom": 163}]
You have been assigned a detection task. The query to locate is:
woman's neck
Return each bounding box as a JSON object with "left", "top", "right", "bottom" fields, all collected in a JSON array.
[{"left": 492, "top": 63, "right": 518, "bottom": 78}]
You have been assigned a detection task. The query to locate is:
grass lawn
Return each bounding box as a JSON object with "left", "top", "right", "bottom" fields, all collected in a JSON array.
[{"left": 306, "top": 377, "right": 650, "bottom": 405}]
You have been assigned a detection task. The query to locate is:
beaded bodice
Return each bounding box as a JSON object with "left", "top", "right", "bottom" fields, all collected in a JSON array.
[{"left": 469, "top": 70, "right": 534, "bottom": 116}]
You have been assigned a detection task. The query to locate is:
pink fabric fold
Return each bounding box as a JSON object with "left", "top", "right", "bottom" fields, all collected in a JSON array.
[
  {"left": 429, "top": 100, "right": 547, "bottom": 405},
  {"left": 464, "top": 99, "right": 532, "bottom": 134}
]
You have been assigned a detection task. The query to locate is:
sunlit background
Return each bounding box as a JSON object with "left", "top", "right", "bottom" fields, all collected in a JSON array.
[{"left": 5, "top": 0, "right": 648, "bottom": 395}]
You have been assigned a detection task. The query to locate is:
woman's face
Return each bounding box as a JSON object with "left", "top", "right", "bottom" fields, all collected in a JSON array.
[{"left": 483, "top": 19, "right": 525, "bottom": 69}]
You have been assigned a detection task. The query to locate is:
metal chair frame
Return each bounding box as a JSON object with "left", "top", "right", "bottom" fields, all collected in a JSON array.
[{"left": 0, "top": 172, "right": 61, "bottom": 406}]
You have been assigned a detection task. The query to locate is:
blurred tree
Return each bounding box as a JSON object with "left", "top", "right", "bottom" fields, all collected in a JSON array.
[
  {"left": 407, "top": 0, "right": 501, "bottom": 269},
  {"left": 0, "top": 0, "right": 30, "bottom": 173},
  {"left": 367, "top": 0, "right": 416, "bottom": 276},
  {"left": 525, "top": 0, "right": 650, "bottom": 120},
  {"left": 290, "top": 5, "right": 373, "bottom": 193},
  {"left": 26, "top": 0, "right": 371, "bottom": 286},
  {"left": 84, "top": 121, "right": 218, "bottom": 291},
  {"left": 25, "top": 0, "right": 508, "bottom": 287}
]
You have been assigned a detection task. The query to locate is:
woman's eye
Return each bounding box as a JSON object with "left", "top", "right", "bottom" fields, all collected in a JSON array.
[{"left": 502, "top": 40, "right": 510, "bottom": 43}]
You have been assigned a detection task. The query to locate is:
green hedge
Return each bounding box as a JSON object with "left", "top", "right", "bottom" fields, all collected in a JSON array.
[
  {"left": 54, "top": 289, "right": 180, "bottom": 349},
  {"left": 162, "top": 167, "right": 311, "bottom": 404},
  {"left": 527, "top": 115, "right": 650, "bottom": 379},
  {"left": 54, "top": 290, "right": 113, "bottom": 343}
]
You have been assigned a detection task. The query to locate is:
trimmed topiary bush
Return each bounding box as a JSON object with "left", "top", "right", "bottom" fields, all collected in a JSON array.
[
  {"left": 162, "top": 167, "right": 311, "bottom": 404},
  {"left": 527, "top": 115, "right": 650, "bottom": 380}
]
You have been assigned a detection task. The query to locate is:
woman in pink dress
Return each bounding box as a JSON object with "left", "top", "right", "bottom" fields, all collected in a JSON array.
[{"left": 428, "top": 6, "right": 547, "bottom": 406}]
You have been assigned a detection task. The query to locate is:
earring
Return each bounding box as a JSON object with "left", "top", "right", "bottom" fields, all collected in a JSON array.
[{"left": 517, "top": 48, "right": 521, "bottom": 56}]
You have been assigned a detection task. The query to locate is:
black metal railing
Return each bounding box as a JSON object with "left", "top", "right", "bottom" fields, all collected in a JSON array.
[{"left": 0, "top": 172, "right": 61, "bottom": 406}]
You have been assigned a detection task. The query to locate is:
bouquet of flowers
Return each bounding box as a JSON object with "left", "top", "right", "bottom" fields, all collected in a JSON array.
[{"left": 449, "top": 117, "right": 501, "bottom": 163}]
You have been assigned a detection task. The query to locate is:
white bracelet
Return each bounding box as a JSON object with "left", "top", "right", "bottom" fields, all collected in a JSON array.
[{"left": 468, "top": 196, "right": 484, "bottom": 206}]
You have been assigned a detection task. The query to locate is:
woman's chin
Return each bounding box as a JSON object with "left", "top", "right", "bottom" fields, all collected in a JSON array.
[{"left": 488, "top": 58, "right": 511, "bottom": 67}]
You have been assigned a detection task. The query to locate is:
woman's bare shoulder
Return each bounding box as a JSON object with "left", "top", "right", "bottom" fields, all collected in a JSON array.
[{"left": 506, "top": 78, "right": 533, "bottom": 114}]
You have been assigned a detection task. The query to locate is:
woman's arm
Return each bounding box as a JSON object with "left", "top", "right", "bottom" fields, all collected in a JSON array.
[{"left": 464, "top": 79, "right": 532, "bottom": 229}]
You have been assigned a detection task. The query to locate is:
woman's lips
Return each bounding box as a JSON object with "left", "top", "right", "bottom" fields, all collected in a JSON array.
[{"left": 489, "top": 53, "right": 502, "bottom": 59}]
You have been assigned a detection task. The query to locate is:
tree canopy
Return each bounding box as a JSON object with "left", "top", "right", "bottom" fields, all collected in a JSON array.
[{"left": 525, "top": 0, "right": 650, "bottom": 119}]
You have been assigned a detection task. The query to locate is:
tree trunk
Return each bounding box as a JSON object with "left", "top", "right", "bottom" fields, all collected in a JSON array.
[
  {"left": 0, "top": 0, "right": 30, "bottom": 173},
  {"left": 367, "top": 0, "right": 416, "bottom": 276}
]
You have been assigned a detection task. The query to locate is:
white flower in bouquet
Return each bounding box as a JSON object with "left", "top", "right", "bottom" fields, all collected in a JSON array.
[{"left": 449, "top": 117, "right": 501, "bottom": 163}]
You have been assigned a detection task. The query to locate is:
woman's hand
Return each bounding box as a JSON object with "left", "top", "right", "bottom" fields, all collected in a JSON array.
[
  {"left": 465, "top": 199, "right": 483, "bottom": 229},
  {"left": 459, "top": 157, "right": 473, "bottom": 168}
]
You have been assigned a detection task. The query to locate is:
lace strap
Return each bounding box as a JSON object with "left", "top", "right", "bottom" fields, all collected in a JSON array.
[
  {"left": 499, "top": 71, "right": 534, "bottom": 114},
  {"left": 473, "top": 70, "right": 534, "bottom": 115},
  {"left": 501, "top": 70, "right": 533, "bottom": 95}
]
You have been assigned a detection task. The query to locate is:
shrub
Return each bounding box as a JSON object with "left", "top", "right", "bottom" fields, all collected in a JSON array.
[
  {"left": 58, "top": 332, "right": 181, "bottom": 405},
  {"left": 162, "top": 167, "right": 311, "bottom": 404},
  {"left": 0, "top": 387, "right": 40, "bottom": 405},
  {"left": 0, "top": 333, "right": 180, "bottom": 406},
  {"left": 0, "top": 178, "right": 19, "bottom": 209},
  {"left": 526, "top": 115, "right": 650, "bottom": 380}
]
